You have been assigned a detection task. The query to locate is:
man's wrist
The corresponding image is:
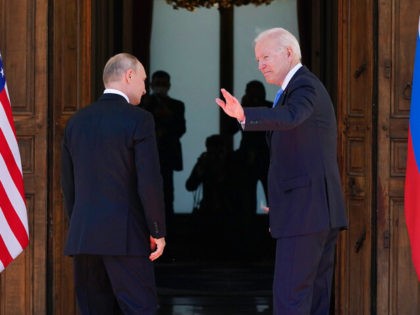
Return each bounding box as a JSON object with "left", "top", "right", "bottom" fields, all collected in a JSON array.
[{"left": 238, "top": 116, "right": 246, "bottom": 129}]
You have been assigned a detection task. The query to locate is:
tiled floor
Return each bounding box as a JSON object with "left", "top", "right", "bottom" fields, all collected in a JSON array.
[{"left": 155, "top": 262, "right": 273, "bottom": 315}]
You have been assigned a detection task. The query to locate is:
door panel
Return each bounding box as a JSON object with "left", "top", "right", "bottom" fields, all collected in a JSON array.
[
  {"left": 336, "top": 1, "right": 374, "bottom": 314},
  {"left": 377, "top": 1, "right": 420, "bottom": 314},
  {"left": 0, "top": 0, "right": 48, "bottom": 314},
  {"left": 49, "top": 1, "right": 92, "bottom": 314}
]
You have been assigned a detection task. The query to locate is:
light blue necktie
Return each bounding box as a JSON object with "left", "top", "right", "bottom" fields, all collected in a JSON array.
[{"left": 272, "top": 88, "right": 284, "bottom": 108}]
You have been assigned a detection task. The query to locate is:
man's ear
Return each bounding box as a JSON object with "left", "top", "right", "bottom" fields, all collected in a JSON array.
[{"left": 126, "top": 69, "right": 134, "bottom": 81}]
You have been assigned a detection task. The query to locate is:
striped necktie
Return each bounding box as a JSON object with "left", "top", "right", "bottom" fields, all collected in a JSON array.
[{"left": 272, "top": 88, "right": 284, "bottom": 108}]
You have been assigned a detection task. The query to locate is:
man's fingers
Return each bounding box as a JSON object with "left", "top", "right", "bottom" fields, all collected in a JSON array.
[
  {"left": 149, "top": 237, "right": 166, "bottom": 261},
  {"left": 220, "top": 89, "right": 234, "bottom": 102},
  {"left": 149, "top": 236, "right": 157, "bottom": 251},
  {"left": 149, "top": 249, "right": 163, "bottom": 261},
  {"left": 215, "top": 98, "right": 225, "bottom": 108}
]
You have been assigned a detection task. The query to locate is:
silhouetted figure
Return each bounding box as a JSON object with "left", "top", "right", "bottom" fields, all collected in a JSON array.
[
  {"left": 185, "top": 134, "right": 235, "bottom": 260},
  {"left": 186, "top": 135, "right": 233, "bottom": 214},
  {"left": 234, "top": 80, "right": 271, "bottom": 216},
  {"left": 141, "top": 71, "right": 186, "bottom": 222}
]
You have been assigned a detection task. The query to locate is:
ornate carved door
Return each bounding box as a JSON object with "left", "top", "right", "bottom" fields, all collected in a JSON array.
[
  {"left": 49, "top": 1, "right": 92, "bottom": 314},
  {"left": 335, "top": 1, "right": 374, "bottom": 313},
  {"left": 336, "top": 0, "right": 420, "bottom": 314},
  {"left": 376, "top": 1, "right": 420, "bottom": 314},
  {"left": 0, "top": 0, "right": 48, "bottom": 314}
]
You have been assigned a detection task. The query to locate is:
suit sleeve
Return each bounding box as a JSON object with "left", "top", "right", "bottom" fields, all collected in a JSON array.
[
  {"left": 244, "top": 78, "right": 316, "bottom": 131},
  {"left": 133, "top": 112, "right": 166, "bottom": 238}
]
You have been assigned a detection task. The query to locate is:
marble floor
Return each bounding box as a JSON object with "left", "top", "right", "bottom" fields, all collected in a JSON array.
[
  {"left": 154, "top": 262, "right": 273, "bottom": 315},
  {"left": 156, "top": 296, "right": 272, "bottom": 315}
]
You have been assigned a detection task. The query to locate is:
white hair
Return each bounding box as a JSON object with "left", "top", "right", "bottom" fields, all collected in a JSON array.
[
  {"left": 103, "top": 53, "right": 139, "bottom": 85},
  {"left": 254, "top": 28, "right": 302, "bottom": 61}
]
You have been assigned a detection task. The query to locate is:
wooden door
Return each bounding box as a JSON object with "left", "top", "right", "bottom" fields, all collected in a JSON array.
[
  {"left": 335, "top": 1, "right": 374, "bottom": 314},
  {"left": 336, "top": 0, "right": 420, "bottom": 314},
  {"left": 49, "top": 1, "right": 92, "bottom": 314},
  {"left": 376, "top": 1, "right": 420, "bottom": 314},
  {"left": 0, "top": 0, "right": 48, "bottom": 314}
]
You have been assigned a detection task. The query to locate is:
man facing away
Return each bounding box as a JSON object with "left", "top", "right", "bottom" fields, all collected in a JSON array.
[
  {"left": 216, "top": 28, "right": 348, "bottom": 315},
  {"left": 141, "top": 71, "right": 186, "bottom": 221},
  {"left": 61, "top": 53, "right": 166, "bottom": 315}
]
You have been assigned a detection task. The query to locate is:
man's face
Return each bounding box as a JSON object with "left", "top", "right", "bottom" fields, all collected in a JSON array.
[
  {"left": 255, "top": 37, "right": 291, "bottom": 87},
  {"left": 129, "top": 63, "right": 147, "bottom": 105}
]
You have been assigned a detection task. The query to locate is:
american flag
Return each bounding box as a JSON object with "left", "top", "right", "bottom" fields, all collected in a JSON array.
[{"left": 0, "top": 53, "right": 29, "bottom": 272}]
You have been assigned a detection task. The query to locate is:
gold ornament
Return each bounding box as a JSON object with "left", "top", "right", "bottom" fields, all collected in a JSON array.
[{"left": 166, "top": 0, "right": 274, "bottom": 11}]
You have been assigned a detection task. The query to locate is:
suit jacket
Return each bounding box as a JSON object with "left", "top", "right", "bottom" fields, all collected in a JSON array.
[
  {"left": 140, "top": 94, "right": 186, "bottom": 171},
  {"left": 61, "top": 93, "right": 166, "bottom": 256},
  {"left": 244, "top": 66, "right": 348, "bottom": 238}
]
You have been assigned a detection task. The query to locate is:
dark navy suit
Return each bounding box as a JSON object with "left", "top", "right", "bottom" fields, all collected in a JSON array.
[
  {"left": 244, "top": 66, "right": 347, "bottom": 315},
  {"left": 61, "top": 93, "right": 166, "bottom": 315}
]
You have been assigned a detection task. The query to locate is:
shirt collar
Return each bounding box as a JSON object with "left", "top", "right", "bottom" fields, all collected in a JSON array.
[
  {"left": 281, "top": 63, "right": 303, "bottom": 91},
  {"left": 103, "top": 88, "right": 129, "bottom": 103}
]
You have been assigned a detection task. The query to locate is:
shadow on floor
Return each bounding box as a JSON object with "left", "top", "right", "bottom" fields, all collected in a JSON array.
[
  {"left": 155, "top": 261, "right": 274, "bottom": 315},
  {"left": 157, "top": 295, "right": 272, "bottom": 315},
  {"left": 155, "top": 214, "right": 275, "bottom": 314}
]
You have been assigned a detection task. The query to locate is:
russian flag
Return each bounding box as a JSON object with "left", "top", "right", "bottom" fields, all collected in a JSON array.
[{"left": 405, "top": 17, "right": 420, "bottom": 281}]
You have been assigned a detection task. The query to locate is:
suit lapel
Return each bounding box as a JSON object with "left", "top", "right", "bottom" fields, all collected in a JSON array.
[{"left": 265, "top": 66, "right": 309, "bottom": 143}]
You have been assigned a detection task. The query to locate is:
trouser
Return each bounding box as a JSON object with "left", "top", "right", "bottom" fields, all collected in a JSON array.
[
  {"left": 273, "top": 229, "right": 339, "bottom": 315},
  {"left": 73, "top": 254, "right": 157, "bottom": 315}
]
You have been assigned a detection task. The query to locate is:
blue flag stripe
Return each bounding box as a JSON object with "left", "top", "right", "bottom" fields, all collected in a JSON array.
[{"left": 410, "top": 25, "right": 420, "bottom": 170}]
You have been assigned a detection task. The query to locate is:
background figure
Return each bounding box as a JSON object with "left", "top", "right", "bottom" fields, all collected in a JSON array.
[
  {"left": 185, "top": 134, "right": 235, "bottom": 260},
  {"left": 141, "top": 70, "right": 186, "bottom": 222},
  {"left": 216, "top": 28, "right": 348, "bottom": 315},
  {"left": 186, "top": 134, "right": 233, "bottom": 214},
  {"left": 61, "top": 53, "right": 166, "bottom": 315},
  {"left": 234, "top": 80, "right": 271, "bottom": 216}
]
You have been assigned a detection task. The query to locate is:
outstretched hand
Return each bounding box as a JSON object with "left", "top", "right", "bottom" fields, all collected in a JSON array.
[
  {"left": 215, "top": 89, "right": 245, "bottom": 122},
  {"left": 149, "top": 236, "right": 166, "bottom": 261}
]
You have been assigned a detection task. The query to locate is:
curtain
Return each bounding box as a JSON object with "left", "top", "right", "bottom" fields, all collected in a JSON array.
[
  {"left": 133, "top": 0, "right": 153, "bottom": 75},
  {"left": 297, "top": 0, "right": 312, "bottom": 69}
]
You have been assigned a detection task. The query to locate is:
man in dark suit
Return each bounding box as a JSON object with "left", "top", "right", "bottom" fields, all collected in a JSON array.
[
  {"left": 140, "top": 71, "right": 186, "bottom": 222},
  {"left": 61, "top": 53, "right": 166, "bottom": 315},
  {"left": 216, "top": 28, "right": 348, "bottom": 315}
]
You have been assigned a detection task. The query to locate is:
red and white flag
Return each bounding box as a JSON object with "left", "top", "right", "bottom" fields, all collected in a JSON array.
[{"left": 0, "top": 52, "right": 29, "bottom": 272}]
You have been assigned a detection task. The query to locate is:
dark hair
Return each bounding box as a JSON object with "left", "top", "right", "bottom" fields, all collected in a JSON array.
[
  {"left": 245, "top": 80, "right": 266, "bottom": 100},
  {"left": 152, "top": 70, "right": 170, "bottom": 82},
  {"left": 205, "top": 134, "right": 225, "bottom": 150}
]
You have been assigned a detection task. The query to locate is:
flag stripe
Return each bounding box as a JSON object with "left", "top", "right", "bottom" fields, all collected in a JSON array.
[
  {"left": 404, "top": 16, "right": 420, "bottom": 280},
  {"left": 0, "top": 84, "right": 17, "bottom": 135},
  {"left": 409, "top": 21, "right": 420, "bottom": 168},
  {"left": 0, "top": 153, "right": 28, "bottom": 234},
  {"left": 0, "top": 205, "right": 23, "bottom": 259},
  {"left": 0, "top": 52, "right": 29, "bottom": 272},
  {"left": 0, "top": 92, "right": 23, "bottom": 172},
  {"left": 0, "top": 235, "right": 13, "bottom": 270},
  {"left": 0, "top": 129, "right": 25, "bottom": 200},
  {"left": 405, "top": 132, "right": 420, "bottom": 278},
  {"left": 0, "top": 180, "right": 29, "bottom": 248}
]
